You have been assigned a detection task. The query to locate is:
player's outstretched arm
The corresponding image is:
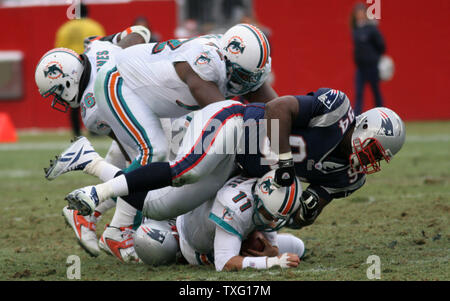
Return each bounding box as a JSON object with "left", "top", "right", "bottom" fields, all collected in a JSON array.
[
  {"left": 264, "top": 95, "right": 299, "bottom": 186},
  {"left": 214, "top": 226, "right": 299, "bottom": 271}
]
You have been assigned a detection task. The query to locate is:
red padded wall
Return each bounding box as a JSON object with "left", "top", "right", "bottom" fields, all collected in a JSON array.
[
  {"left": 0, "top": 0, "right": 449, "bottom": 129},
  {"left": 254, "top": 0, "right": 450, "bottom": 121}
]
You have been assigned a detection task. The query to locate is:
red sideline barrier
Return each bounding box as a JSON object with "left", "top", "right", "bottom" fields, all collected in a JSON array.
[
  {"left": 254, "top": 0, "right": 450, "bottom": 121},
  {"left": 0, "top": 0, "right": 449, "bottom": 130}
]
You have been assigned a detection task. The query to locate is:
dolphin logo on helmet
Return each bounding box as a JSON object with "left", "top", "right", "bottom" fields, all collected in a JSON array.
[
  {"left": 220, "top": 24, "right": 271, "bottom": 95},
  {"left": 225, "top": 37, "right": 246, "bottom": 55},
  {"left": 35, "top": 48, "right": 84, "bottom": 112},
  {"left": 252, "top": 170, "right": 302, "bottom": 232},
  {"left": 44, "top": 63, "right": 66, "bottom": 79},
  {"left": 258, "top": 177, "right": 275, "bottom": 195}
]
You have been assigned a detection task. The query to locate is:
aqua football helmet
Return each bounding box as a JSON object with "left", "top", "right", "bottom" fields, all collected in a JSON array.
[
  {"left": 35, "top": 48, "right": 84, "bottom": 112},
  {"left": 252, "top": 170, "right": 302, "bottom": 232},
  {"left": 350, "top": 107, "right": 406, "bottom": 174},
  {"left": 220, "top": 23, "right": 270, "bottom": 95}
]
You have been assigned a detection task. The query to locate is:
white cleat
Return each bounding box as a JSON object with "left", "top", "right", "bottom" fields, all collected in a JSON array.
[
  {"left": 65, "top": 186, "right": 99, "bottom": 216},
  {"left": 45, "top": 136, "right": 100, "bottom": 181},
  {"left": 99, "top": 225, "right": 141, "bottom": 263},
  {"left": 62, "top": 206, "right": 100, "bottom": 257}
]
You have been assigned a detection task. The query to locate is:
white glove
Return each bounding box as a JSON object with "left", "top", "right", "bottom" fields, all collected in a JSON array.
[{"left": 267, "top": 253, "right": 292, "bottom": 269}]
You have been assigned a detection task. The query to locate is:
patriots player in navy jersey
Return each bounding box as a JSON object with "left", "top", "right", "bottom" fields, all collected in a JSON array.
[
  {"left": 247, "top": 88, "right": 405, "bottom": 228},
  {"left": 63, "top": 88, "right": 405, "bottom": 230}
]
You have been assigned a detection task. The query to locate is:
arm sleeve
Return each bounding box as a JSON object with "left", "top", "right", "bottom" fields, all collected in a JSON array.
[
  {"left": 293, "top": 88, "right": 350, "bottom": 129},
  {"left": 213, "top": 226, "right": 243, "bottom": 271}
]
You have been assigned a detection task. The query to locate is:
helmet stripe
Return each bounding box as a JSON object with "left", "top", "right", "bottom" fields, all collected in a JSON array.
[
  {"left": 279, "top": 180, "right": 297, "bottom": 216},
  {"left": 240, "top": 24, "right": 269, "bottom": 69}
]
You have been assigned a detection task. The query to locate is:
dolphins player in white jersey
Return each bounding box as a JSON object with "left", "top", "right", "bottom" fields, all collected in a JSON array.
[
  {"left": 35, "top": 26, "right": 154, "bottom": 259},
  {"left": 40, "top": 23, "right": 277, "bottom": 262},
  {"left": 133, "top": 171, "right": 305, "bottom": 271}
]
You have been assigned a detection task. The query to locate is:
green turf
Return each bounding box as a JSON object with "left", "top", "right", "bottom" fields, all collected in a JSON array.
[{"left": 0, "top": 121, "right": 448, "bottom": 281}]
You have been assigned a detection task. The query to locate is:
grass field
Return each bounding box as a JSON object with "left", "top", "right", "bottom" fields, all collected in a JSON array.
[{"left": 0, "top": 121, "right": 449, "bottom": 281}]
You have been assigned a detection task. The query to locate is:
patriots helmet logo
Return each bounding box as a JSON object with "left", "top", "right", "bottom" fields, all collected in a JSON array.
[
  {"left": 143, "top": 226, "right": 166, "bottom": 244},
  {"left": 317, "top": 89, "right": 341, "bottom": 109},
  {"left": 377, "top": 109, "right": 394, "bottom": 136},
  {"left": 225, "top": 36, "right": 246, "bottom": 55},
  {"left": 44, "top": 62, "right": 66, "bottom": 80}
]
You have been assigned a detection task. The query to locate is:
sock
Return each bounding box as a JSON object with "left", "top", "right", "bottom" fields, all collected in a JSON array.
[
  {"left": 121, "top": 191, "right": 148, "bottom": 211},
  {"left": 94, "top": 198, "right": 116, "bottom": 216},
  {"left": 125, "top": 162, "right": 172, "bottom": 194},
  {"left": 110, "top": 197, "right": 137, "bottom": 228},
  {"left": 84, "top": 157, "right": 121, "bottom": 182},
  {"left": 95, "top": 174, "right": 129, "bottom": 202}
]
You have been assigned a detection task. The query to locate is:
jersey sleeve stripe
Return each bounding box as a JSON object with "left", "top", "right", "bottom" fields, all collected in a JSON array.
[{"left": 208, "top": 213, "right": 243, "bottom": 240}]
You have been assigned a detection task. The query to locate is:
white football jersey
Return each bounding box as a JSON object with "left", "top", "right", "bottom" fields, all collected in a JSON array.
[
  {"left": 79, "top": 40, "right": 123, "bottom": 135},
  {"left": 177, "top": 175, "right": 277, "bottom": 256},
  {"left": 114, "top": 35, "right": 270, "bottom": 118}
]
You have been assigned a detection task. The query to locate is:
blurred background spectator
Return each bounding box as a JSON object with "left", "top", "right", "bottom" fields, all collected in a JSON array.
[
  {"left": 351, "top": 2, "right": 386, "bottom": 115},
  {"left": 54, "top": 1, "right": 105, "bottom": 137},
  {"left": 176, "top": 0, "right": 253, "bottom": 35}
]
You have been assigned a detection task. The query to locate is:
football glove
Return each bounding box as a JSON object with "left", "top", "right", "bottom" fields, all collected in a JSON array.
[
  {"left": 286, "top": 188, "right": 320, "bottom": 229},
  {"left": 274, "top": 153, "right": 295, "bottom": 187}
]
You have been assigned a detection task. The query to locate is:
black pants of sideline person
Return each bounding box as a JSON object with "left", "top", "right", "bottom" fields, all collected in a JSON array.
[{"left": 354, "top": 64, "right": 383, "bottom": 115}]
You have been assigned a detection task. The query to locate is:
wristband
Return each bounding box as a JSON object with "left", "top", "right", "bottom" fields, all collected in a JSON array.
[
  {"left": 279, "top": 152, "right": 293, "bottom": 161},
  {"left": 242, "top": 256, "right": 267, "bottom": 269},
  {"left": 120, "top": 25, "right": 151, "bottom": 43}
]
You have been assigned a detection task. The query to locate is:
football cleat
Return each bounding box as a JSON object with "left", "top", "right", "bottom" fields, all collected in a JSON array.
[
  {"left": 99, "top": 225, "right": 141, "bottom": 263},
  {"left": 45, "top": 136, "right": 100, "bottom": 181},
  {"left": 62, "top": 206, "right": 100, "bottom": 257},
  {"left": 65, "top": 185, "right": 99, "bottom": 216}
]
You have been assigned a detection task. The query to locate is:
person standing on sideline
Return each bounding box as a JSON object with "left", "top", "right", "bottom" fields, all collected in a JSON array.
[
  {"left": 54, "top": 2, "right": 105, "bottom": 137},
  {"left": 351, "top": 3, "right": 386, "bottom": 115}
]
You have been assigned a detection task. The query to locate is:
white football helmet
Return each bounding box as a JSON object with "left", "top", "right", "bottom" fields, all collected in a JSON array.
[
  {"left": 252, "top": 170, "right": 302, "bottom": 232},
  {"left": 220, "top": 23, "right": 270, "bottom": 95},
  {"left": 350, "top": 107, "right": 406, "bottom": 174},
  {"left": 134, "top": 219, "right": 180, "bottom": 266},
  {"left": 35, "top": 48, "right": 84, "bottom": 112}
]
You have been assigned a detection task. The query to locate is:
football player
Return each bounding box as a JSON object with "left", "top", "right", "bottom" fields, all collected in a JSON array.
[
  {"left": 133, "top": 171, "right": 305, "bottom": 271},
  {"left": 35, "top": 25, "right": 153, "bottom": 259},
  {"left": 62, "top": 87, "right": 406, "bottom": 237},
  {"left": 39, "top": 23, "right": 277, "bottom": 262}
]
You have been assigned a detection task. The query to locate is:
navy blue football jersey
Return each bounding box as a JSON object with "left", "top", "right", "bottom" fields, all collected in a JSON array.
[{"left": 236, "top": 88, "right": 366, "bottom": 202}]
